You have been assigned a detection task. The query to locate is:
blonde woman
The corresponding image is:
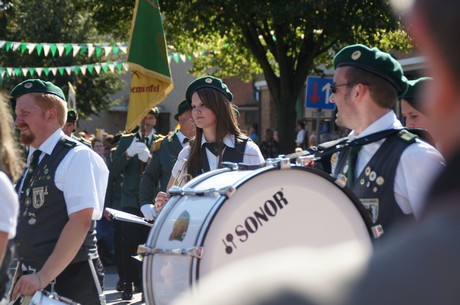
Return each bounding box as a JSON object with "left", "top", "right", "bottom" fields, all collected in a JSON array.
[{"left": 0, "top": 93, "right": 22, "bottom": 302}]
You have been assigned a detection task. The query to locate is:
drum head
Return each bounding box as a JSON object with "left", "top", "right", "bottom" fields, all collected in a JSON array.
[{"left": 198, "top": 166, "right": 372, "bottom": 276}]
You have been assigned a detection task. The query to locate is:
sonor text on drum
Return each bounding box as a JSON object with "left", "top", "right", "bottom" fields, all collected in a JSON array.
[{"left": 222, "top": 190, "right": 289, "bottom": 254}]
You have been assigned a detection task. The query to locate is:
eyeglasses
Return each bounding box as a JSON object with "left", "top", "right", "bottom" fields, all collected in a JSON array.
[{"left": 330, "top": 82, "right": 353, "bottom": 94}]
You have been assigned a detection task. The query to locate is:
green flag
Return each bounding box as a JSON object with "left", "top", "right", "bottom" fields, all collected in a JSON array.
[{"left": 126, "top": 0, "right": 173, "bottom": 132}]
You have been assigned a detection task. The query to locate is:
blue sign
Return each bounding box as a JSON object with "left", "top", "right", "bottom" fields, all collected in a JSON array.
[{"left": 305, "top": 76, "right": 335, "bottom": 110}]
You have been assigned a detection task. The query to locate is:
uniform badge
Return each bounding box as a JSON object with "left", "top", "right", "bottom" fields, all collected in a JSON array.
[
  {"left": 365, "top": 167, "right": 371, "bottom": 176},
  {"left": 32, "top": 186, "right": 47, "bottom": 209},
  {"left": 205, "top": 78, "right": 213, "bottom": 84},
  {"left": 24, "top": 82, "right": 33, "bottom": 89},
  {"left": 330, "top": 153, "right": 338, "bottom": 166},
  {"left": 376, "top": 176, "right": 385, "bottom": 185},
  {"left": 351, "top": 50, "right": 361, "bottom": 60},
  {"left": 369, "top": 171, "right": 377, "bottom": 181},
  {"left": 360, "top": 198, "right": 379, "bottom": 223}
]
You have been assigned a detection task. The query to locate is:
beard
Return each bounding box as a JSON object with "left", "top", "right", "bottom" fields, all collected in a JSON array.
[{"left": 18, "top": 124, "right": 35, "bottom": 145}]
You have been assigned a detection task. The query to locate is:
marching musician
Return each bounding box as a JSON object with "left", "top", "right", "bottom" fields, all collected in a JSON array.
[
  {"left": 153, "top": 76, "right": 265, "bottom": 213},
  {"left": 108, "top": 107, "right": 162, "bottom": 300},
  {"left": 328, "top": 44, "right": 445, "bottom": 237},
  {"left": 401, "top": 77, "right": 436, "bottom": 146},
  {"left": 139, "top": 100, "right": 196, "bottom": 221},
  {"left": 11, "top": 79, "right": 108, "bottom": 304}
]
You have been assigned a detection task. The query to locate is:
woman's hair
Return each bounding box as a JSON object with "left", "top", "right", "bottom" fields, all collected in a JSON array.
[
  {"left": 0, "top": 93, "right": 24, "bottom": 182},
  {"left": 186, "top": 88, "right": 243, "bottom": 178}
]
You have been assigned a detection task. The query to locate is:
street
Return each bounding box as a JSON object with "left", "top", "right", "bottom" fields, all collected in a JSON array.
[{"left": 105, "top": 265, "right": 145, "bottom": 305}]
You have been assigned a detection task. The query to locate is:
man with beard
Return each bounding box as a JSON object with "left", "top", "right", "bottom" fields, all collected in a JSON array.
[
  {"left": 108, "top": 107, "right": 162, "bottom": 300},
  {"left": 327, "top": 44, "right": 444, "bottom": 239},
  {"left": 10, "top": 79, "right": 108, "bottom": 304}
]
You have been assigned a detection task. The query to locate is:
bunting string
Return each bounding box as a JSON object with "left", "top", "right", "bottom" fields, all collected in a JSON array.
[{"left": 0, "top": 60, "right": 128, "bottom": 78}]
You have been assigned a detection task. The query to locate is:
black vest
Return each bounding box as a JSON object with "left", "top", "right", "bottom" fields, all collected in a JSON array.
[
  {"left": 16, "top": 138, "right": 97, "bottom": 270},
  {"left": 199, "top": 136, "right": 249, "bottom": 175},
  {"left": 333, "top": 131, "right": 416, "bottom": 233}
]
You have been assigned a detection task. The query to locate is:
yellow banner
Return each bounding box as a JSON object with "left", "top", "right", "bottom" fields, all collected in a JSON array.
[{"left": 125, "top": 69, "right": 173, "bottom": 132}]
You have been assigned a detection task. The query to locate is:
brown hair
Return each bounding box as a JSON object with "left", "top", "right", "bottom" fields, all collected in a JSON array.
[
  {"left": 345, "top": 66, "right": 399, "bottom": 108},
  {"left": 186, "top": 88, "right": 243, "bottom": 178},
  {"left": 0, "top": 94, "right": 23, "bottom": 182}
]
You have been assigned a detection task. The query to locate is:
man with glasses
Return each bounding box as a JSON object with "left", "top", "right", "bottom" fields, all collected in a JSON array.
[{"left": 328, "top": 44, "right": 444, "bottom": 239}]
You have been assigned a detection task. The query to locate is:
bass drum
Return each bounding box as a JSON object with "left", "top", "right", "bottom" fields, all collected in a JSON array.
[{"left": 142, "top": 164, "right": 373, "bottom": 305}]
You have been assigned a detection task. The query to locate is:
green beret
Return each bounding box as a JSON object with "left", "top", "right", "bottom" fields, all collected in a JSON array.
[
  {"left": 402, "top": 77, "right": 432, "bottom": 113},
  {"left": 185, "top": 76, "right": 233, "bottom": 105},
  {"left": 148, "top": 107, "right": 160, "bottom": 117},
  {"left": 333, "top": 44, "right": 408, "bottom": 96},
  {"left": 10, "top": 79, "right": 66, "bottom": 101},
  {"left": 403, "top": 77, "right": 432, "bottom": 100},
  {"left": 174, "top": 100, "right": 192, "bottom": 121},
  {"left": 67, "top": 109, "right": 78, "bottom": 123}
]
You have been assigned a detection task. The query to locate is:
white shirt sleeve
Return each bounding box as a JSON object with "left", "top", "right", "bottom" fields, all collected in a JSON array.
[
  {"left": 395, "top": 140, "right": 446, "bottom": 218},
  {"left": 55, "top": 144, "right": 109, "bottom": 220},
  {"left": 0, "top": 171, "right": 19, "bottom": 239},
  {"left": 243, "top": 140, "right": 265, "bottom": 165}
]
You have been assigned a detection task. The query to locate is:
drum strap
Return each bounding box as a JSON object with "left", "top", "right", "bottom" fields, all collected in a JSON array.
[
  {"left": 288, "top": 129, "right": 404, "bottom": 161},
  {"left": 87, "top": 259, "right": 106, "bottom": 305}
]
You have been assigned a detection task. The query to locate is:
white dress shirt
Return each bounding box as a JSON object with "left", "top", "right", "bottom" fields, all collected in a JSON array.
[
  {"left": 0, "top": 171, "right": 18, "bottom": 239},
  {"left": 25, "top": 129, "right": 109, "bottom": 219},
  {"left": 171, "top": 134, "right": 265, "bottom": 185},
  {"left": 348, "top": 111, "right": 445, "bottom": 218}
]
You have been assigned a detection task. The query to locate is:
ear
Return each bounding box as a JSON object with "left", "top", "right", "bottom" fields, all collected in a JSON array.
[{"left": 46, "top": 108, "right": 58, "bottom": 121}]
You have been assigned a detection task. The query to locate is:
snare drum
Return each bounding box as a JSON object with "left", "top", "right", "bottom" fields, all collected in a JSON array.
[{"left": 142, "top": 164, "right": 373, "bottom": 305}]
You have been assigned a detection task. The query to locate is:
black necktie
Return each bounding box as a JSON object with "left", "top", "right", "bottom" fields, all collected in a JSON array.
[
  {"left": 346, "top": 146, "right": 360, "bottom": 189},
  {"left": 23, "top": 149, "right": 41, "bottom": 189},
  {"left": 183, "top": 137, "right": 190, "bottom": 144},
  {"left": 203, "top": 142, "right": 218, "bottom": 156},
  {"left": 144, "top": 137, "right": 150, "bottom": 147}
]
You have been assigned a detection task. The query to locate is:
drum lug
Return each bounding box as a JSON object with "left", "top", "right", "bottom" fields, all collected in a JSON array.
[
  {"left": 279, "top": 158, "right": 291, "bottom": 169},
  {"left": 137, "top": 244, "right": 205, "bottom": 259}
]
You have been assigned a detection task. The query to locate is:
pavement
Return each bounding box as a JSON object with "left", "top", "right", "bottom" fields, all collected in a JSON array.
[{"left": 105, "top": 265, "right": 145, "bottom": 305}]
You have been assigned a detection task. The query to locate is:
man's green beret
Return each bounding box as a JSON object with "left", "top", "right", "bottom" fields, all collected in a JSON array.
[
  {"left": 174, "top": 100, "right": 192, "bottom": 121},
  {"left": 10, "top": 79, "right": 66, "bottom": 101},
  {"left": 185, "top": 76, "right": 233, "bottom": 105},
  {"left": 67, "top": 109, "right": 78, "bottom": 123},
  {"left": 333, "top": 44, "right": 408, "bottom": 96}
]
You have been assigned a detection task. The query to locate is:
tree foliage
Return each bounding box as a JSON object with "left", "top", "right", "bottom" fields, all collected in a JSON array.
[
  {"left": 84, "top": 0, "right": 413, "bottom": 153},
  {"left": 0, "top": 0, "right": 125, "bottom": 117}
]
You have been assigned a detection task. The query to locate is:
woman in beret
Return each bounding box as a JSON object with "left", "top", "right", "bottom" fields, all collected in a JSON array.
[
  {"left": 154, "top": 76, "right": 265, "bottom": 212},
  {"left": 401, "top": 77, "right": 436, "bottom": 146}
]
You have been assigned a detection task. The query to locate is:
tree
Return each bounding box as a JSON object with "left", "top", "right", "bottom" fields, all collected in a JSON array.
[
  {"left": 0, "top": 0, "right": 125, "bottom": 117},
  {"left": 86, "top": 0, "right": 413, "bottom": 153}
]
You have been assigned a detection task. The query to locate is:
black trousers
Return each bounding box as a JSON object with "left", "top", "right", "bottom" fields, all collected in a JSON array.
[
  {"left": 47, "top": 258, "right": 104, "bottom": 305},
  {"left": 114, "top": 219, "right": 125, "bottom": 283},
  {"left": 120, "top": 207, "right": 149, "bottom": 288},
  {"left": 15, "top": 258, "right": 104, "bottom": 305}
]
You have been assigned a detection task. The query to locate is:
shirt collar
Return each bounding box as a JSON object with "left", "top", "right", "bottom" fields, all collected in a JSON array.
[
  {"left": 348, "top": 111, "right": 403, "bottom": 141},
  {"left": 29, "top": 128, "right": 65, "bottom": 159},
  {"left": 200, "top": 134, "right": 235, "bottom": 148}
]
